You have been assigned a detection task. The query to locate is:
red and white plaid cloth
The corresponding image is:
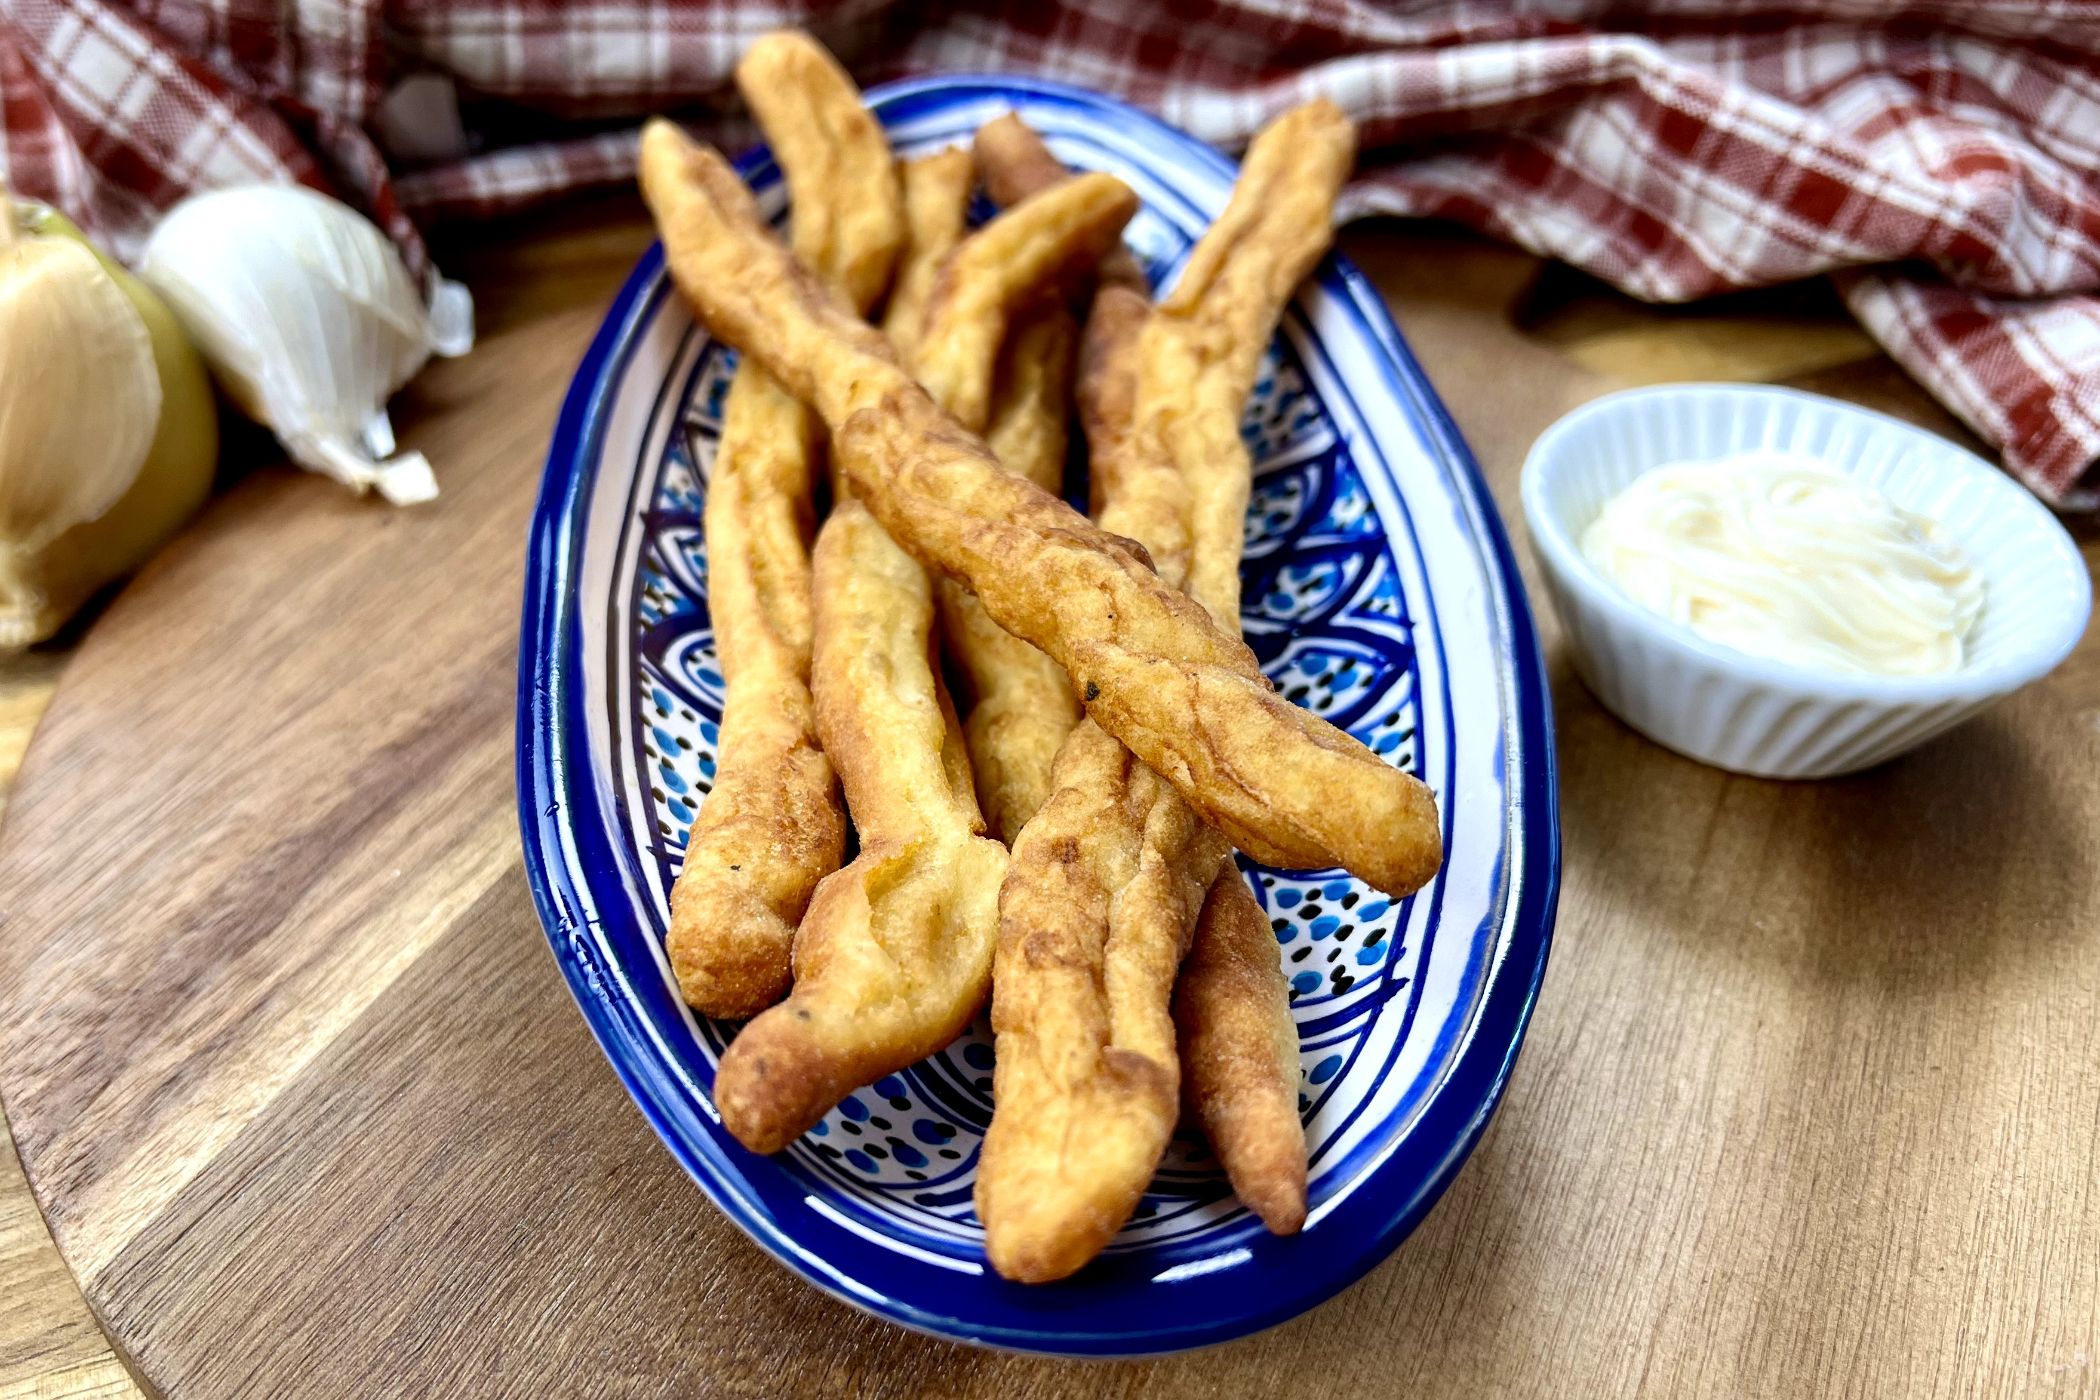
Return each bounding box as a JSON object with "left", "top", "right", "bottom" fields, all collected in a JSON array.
[{"left": 5, "top": 0, "right": 2099, "bottom": 506}]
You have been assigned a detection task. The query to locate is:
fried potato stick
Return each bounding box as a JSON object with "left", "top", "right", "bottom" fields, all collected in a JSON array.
[
  {"left": 972, "top": 122, "right": 1226, "bottom": 1276},
  {"left": 974, "top": 118, "right": 1198, "bottom": 1280},
  {"left": 945, "top": 305, "right": 1080, "bottom": 839},
  {"left": 976, "top": 106, "right": 1350, "bottom": 1278},
  {"left": 668, "top": 372, "right": 835, "bottom": 1017},
  {"left": 637, "top": 118, "right": 1441, "bottom": 896},
  {"left": 913, "top": 188, "right": 1108, "bottom": 839},
  {"left": 913, "top": 182, "right": 1125, "bottom": 433},
  {"left": 883, "top": 148, "right": 974, "bottom": 361},
  {"left": 739, "top": 32, "right": 903, "bottom": 314},
  {"left": 975, "top": 113, "right": 1148, "bottom": 294},
  {"left": 709, "top": 148, "right": 1136, "bottom": 1152},
  {"left": 663, "top": 32, "right": 901, "bottom": 1017},
  {"left": 713, "top": 138, "right": 988, "bottom": 1152},
  {"left": 985, "top": 307, "right": 1075, "bottom": 491},
  {"left": 983, "top": 722, "right": 1227, "bottom": 1280},
  {"left": 828, "top": 372, "right": 1440, "bottom": 899},
  {"left": 1151, "top": 104, "right": 1356, "bottom": 1239},
  {"left": 1174, "top": 862, "right": 1308, "bottom": 1232},
  {"left": 714, "top": 498, "right": 1010, "bottom": 1152}
]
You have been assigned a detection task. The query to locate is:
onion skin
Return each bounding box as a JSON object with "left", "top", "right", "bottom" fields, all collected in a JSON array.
[{"left": 0, "top": 196, "right": 216, "bottom": 647}]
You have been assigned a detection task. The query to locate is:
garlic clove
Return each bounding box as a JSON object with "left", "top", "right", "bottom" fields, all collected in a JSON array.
[{"left": 138, "top": 184, "right": 473, "bottom": 504}]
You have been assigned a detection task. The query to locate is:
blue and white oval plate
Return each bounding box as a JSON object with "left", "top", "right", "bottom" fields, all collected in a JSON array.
[{"left": 518, "top": 75, "right": 1558, "bottom": 1357}]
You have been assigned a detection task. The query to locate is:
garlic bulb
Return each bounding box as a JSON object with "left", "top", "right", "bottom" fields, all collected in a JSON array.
[
  {"left": 139, "top": 185, "right": 473, "bottom": 506},
  {"left": 0, "top": 188, "right": 217, "bottom": 647}
]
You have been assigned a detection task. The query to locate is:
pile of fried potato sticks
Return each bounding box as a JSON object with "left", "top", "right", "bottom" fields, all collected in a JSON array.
[{"left": 639, "top": 30, "right": 1440, "bottom": 1284}]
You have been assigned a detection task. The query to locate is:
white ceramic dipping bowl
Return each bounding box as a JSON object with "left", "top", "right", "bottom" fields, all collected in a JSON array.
[{"left": 1521, "top": 383, "right": 2091, "bottom": 778}]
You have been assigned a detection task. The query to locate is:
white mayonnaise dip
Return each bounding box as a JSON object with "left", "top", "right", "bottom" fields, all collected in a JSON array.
[{"left": 1580, "top": 452, "right": 1985, "bottom": 676}]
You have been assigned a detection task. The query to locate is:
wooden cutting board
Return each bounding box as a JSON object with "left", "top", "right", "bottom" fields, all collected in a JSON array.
[{"left": 3, "top": 205, "right": 2097, "bottom": 1399}]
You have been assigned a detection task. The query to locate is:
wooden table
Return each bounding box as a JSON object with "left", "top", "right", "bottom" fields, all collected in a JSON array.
[{"left": 1, "top": 206, "right": 2095, "bottom": 1399}]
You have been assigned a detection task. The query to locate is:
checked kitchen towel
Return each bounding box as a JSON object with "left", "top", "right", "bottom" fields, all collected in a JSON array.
[{"left": 5, "top": 0, "right": 2098, "bottom": 505}]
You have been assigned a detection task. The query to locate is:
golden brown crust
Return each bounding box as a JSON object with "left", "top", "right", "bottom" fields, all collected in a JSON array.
[
  {"left": 882, "top": 148, "right": 974, "bottom": 361},
  {"left": 637, "top": 117, "right": 1439, "bottom": 893},
  {"left": 984, "top": 306, "right": 1075, "bottom": 496},
  {"left": 972, "top": 116, "right": 1167, "bottom": 548},
  {"left": 1081, "top": 283, "right": 1186, "bottom": 576},
  {"left": 959, "top": 307, "right": 1079, "bottom": 840},
  {"left": 942, "top": 596, "right": 1075, "bottom": 844},
  {"left": 832, "top": 392, "right": 1440, "bottom": 893},
  {"left": 973, "top": 353, "right": 1224, "bottom": 1278},
  {"left": 972, "top": 134, "right": 1213, "bottom": 1276},
  {"left": 1174, "top": 866, "right": 1308, "bottom": 1235},
  {"left": 714, "top": 501, "right": 1007, "bottom": 1151},
  {"left": 738, "top": 32, "right": 904, "bottom": 312},
  {"left": 1142, "top": 105, "right": 1354, "bottom": 1234},
  {"left": 640, "top": 120, "right": 897, "bottom": 425},
  {"left": 913, "top": 173, "right": 1136, "bottom": 433},
  {"left": 980, "top": 716, "right": 1229, "bottom": 1281},
  {"left": 974, "top": 113, "right": 1149, "bottom": 293},
  {"left": 667, "top": 372, "right": 841, "bottom": 1016},
  {"left": 1152, "top": 99, "right": 1354, "bottom": 621},
  {"left": 978, "top": 104, "right": 1354, "bottom": 1274},
  {"left": 711, "top": 145, "right": 1135, "bottom": 1149},
  {"left": 972, "top": 113, "right": 1069, "bottom": 212},
  {"left": 712, "top": 130, "right": 994, "bottom": 1149},
  {"left": 913, "top": 184, "right": 1126, "bottom": 844},
  {"left": 660, "top": 40, "right": 901, "bottom": 1018}
]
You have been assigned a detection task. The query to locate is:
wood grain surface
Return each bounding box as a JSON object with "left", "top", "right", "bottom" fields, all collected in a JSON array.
[{"left": 1, "top": 205, "right": 2096, "bottom": 1399}]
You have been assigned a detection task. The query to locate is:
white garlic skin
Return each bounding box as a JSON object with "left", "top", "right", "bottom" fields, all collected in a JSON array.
[{"left": 138, "top": 185, "right": 472, "bottom": 505}]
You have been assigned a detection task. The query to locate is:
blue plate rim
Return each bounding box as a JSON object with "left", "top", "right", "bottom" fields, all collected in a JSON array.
[{"left": 515, "top": 72, "right": 1560, "bottom": 1357}]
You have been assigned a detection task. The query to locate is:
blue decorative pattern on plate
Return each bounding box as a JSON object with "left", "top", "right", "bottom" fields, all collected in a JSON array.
[{"left": 518, "top": 75, "right": 1559, "bottom": 1357}]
